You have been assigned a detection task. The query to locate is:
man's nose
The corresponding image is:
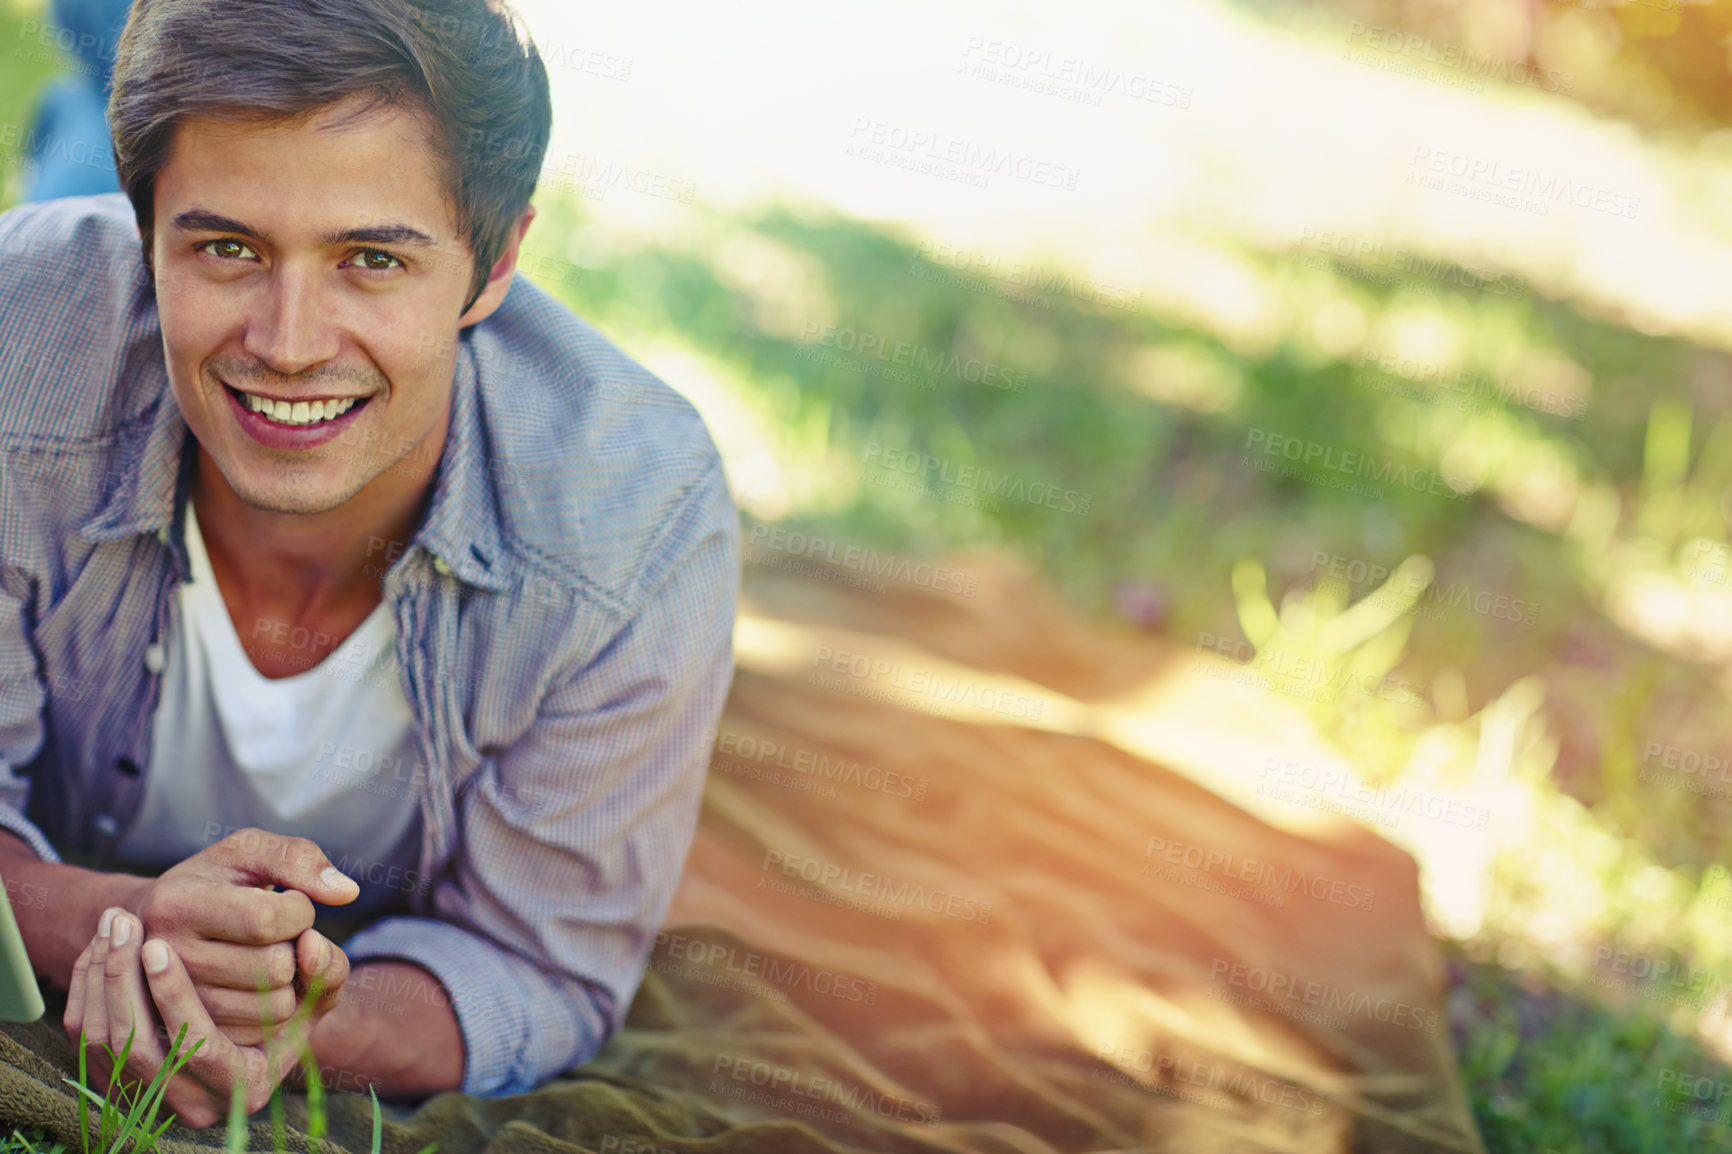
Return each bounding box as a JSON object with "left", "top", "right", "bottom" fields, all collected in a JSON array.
[{"left": 242, "top": 264, "right": 342, "bottom": 376}]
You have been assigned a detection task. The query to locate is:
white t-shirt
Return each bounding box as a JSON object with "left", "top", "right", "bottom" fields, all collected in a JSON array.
[{"left": 114, "top": 501, "right": 425, "bottom": 918}]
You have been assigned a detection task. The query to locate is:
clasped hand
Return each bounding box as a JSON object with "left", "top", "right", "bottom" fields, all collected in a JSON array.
[{"left": 61, "top": 829, "right": 359, "bottom": 1129}]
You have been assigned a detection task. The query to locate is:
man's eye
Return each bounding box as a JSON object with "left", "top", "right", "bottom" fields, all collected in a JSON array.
[
  {"left": 348, "top": 250, "right": 403, "bottom": 272},
  {"left": 200, "top": 239, "right": 257, "bottom": 260}
]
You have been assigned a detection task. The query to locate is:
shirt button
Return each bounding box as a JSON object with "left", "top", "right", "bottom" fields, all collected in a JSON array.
[
  {"left": 144, "top": 644, "right": 166, "bottom": 674},
  {"left": 432, "top": 556, "right": 452, "bottom": 576},
  {"left": 156, "top": 526, "right": 170, "bottom": 545},
  {"left": 93, "top": 813, "right": 119, "bottom": 837}
]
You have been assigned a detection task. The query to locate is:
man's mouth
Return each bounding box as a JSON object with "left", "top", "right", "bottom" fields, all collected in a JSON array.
[{"left": 223, "top": 384, "right": 372, "bottom": 427}]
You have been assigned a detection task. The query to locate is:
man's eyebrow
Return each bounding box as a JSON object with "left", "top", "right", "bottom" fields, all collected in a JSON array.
[
  {"left": 170, "top": 209, "right": 262, "bottom": 238},
  {"left": 320, "top": 223, "right": 438, "bottom": 249},
  {"left": 168, "top": 209, "right": 436, "bottom": 249}
]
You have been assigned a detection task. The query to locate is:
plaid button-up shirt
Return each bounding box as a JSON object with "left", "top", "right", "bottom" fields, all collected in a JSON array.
[{"left": 0, "top": 193, "right": 740, "bottom": 1097}]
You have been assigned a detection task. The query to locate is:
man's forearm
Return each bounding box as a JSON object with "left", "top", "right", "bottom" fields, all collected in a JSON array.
[
  {"left": 288, "top": 961, "right": 465, "bottom": 1101},
  {"left": 0, "top": 828, "right": 152, "bottom": 991}
]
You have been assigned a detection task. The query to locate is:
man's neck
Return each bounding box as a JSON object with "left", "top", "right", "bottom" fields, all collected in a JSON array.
[{"left": 188, "top": 440, "right": 440, "bottom": 623}]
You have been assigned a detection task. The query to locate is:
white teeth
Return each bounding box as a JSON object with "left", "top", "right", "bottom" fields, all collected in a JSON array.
[{"left": 241, "top": 392, "right": 358, "bottom": 426}]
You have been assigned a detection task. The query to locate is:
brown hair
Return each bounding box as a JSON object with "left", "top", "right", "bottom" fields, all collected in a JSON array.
[{"left": 108, "top": 0, "right": 552, "bottom": 312}]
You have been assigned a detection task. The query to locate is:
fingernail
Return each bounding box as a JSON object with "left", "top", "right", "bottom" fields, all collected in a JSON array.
[
  {"left": 97, "top": 908, "right": 115, "bottom": 938},
  {"left": 317, "top": 936, "right": 332, "bottom": 971},
  {"left": 111, "top": 916, "right": 131, "bottom": 946},
  {"left": 320, "top": 867, "right": 355, "bottom": 890},
  {"left": 142, "top": 940, "right": 167, "bottom": 974}
]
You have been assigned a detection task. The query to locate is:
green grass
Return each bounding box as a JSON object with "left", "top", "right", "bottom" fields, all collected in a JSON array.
[{"left": 1450, "top": 948, "right": 1732, "bottom": 1153}]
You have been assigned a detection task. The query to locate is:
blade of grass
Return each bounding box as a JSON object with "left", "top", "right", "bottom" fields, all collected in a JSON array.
[
  {"left": 96, "top": 1024, "right": 160, "bottom": 1154},
  {"left": 124, "top": 1023, "right": 203, "bottom": 1151},
  {"left": 74, "top": 1033, "right": 87, "bottom": 1154},
  {"left": 269, "top": 1084, "right": 285, "bottom": 1152},
  {"left": 224, "top": 1075, "right": 248, "bottom": 1154},
  {"left": 96, "top": 1030, "right": 133, "bottom": 1154},
  {"left": 300, "top": 1049, "right": 325, "bottom": 1143}
]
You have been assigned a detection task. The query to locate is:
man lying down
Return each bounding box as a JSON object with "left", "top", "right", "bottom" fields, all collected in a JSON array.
[{"left": 0, "top": 0, "right": 739, "bottom": 1127}]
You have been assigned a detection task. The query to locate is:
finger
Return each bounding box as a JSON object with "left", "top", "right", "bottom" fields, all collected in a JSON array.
[
  {"left": 174, "top": 938, "right": 298, "bottom": 993},
  {"left": 102, "top": 913, "right": 170, "bottom": 1101},
  {"left": 102, "top": 912, "right": 160, "bottom": 1061},
  {"left": 198, "top": 983, "right": 299, "bottom": 1031},
  {"left": 141, "top": 938, "right": 272, "bottom": 1104},
  {"left": 136, "top": 939, "right": 230, "bottom": 1130},
  {"left": 62, "top": 939, "right": 98, "bottom": 1054},
  {"left": 162, "top": 885, "right": 318, "bottom": 947},
  {"left": 81, "top": 914, "right": 115, "bottom": 1057},
  {"left": 295, "top": 930, "right": 349, "bottom": 1018},
  {"left": 216, "top": 1023, "right": 273, "bottom": 1048},
  {"left": 209, "top": 828, "right": 361, "bottom": 907}
]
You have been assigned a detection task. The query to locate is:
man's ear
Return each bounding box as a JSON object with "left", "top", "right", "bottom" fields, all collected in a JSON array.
[{"left": 456, "top": 204, "right": 537, "bottom": 329}]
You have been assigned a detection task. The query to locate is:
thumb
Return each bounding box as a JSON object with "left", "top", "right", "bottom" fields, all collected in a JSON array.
[{"left": 311, "top": 863, "right": 362, "bottom": 905}]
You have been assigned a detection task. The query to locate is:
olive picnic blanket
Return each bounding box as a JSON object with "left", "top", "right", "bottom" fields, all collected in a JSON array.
[{"left": 0, "top": 549, "right": 1486, "bottom": 1153}]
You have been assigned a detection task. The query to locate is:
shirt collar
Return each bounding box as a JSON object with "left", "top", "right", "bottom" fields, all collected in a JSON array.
[{"left": 80, "top": 329, "right": 512, "bottom": 594}]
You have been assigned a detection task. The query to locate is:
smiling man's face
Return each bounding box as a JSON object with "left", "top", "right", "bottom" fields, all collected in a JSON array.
[{"left": 152, "top": 95, "right": 502, "bottom": 516}]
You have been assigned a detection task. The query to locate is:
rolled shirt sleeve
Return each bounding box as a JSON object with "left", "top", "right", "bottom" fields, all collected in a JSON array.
[{"left": 343, "top": 457, "right": 740, "bottom": 1097}]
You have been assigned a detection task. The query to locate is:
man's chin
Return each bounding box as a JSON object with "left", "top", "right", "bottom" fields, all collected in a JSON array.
[
  {"left": 221, "top": 467, "right": 365, "bottom": 517},
  {"left": 233, "top": 492, "right": 353, "bottom": 516}
]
